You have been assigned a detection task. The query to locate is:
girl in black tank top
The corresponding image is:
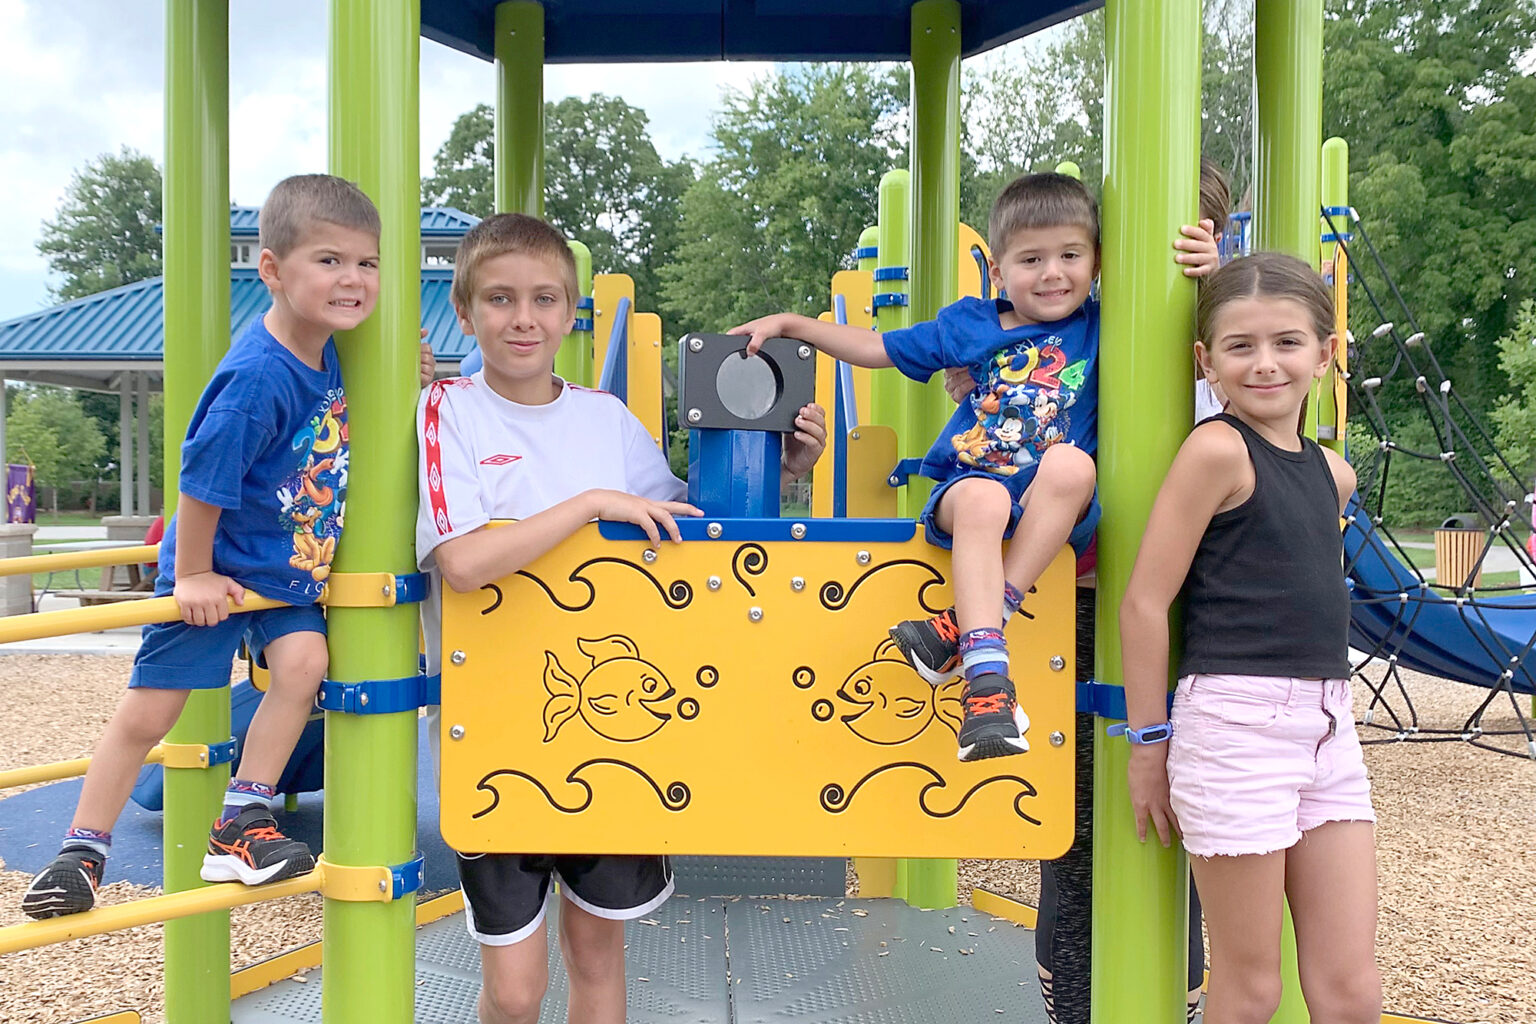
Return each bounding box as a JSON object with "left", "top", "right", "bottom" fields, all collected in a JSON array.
[{"left": 1116, "top": 254, "right": 1380, "bottom": 1024}]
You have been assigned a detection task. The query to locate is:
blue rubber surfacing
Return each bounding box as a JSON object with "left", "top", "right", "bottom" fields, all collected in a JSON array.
[{"left": 231, "top": 896, "right": 1047, "bottom": 1023}]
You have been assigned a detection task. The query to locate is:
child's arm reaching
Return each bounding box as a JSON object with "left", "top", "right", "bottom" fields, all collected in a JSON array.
[
  {"left": 171, "top": 494, "right": 246, "bottom": 626},
  {"left": 729, "top": 313, "right": 893, "bottom": 369},
  {"left": 1118, "top": 421, "right": 1248, "bottom": 846}
]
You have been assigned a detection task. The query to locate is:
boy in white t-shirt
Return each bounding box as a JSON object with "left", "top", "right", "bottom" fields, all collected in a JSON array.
[{"left": 415, "top": 213, "right": 824, "bottom": 1024}]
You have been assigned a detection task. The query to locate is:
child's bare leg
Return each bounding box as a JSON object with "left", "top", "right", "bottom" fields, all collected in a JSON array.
[
  {"left": 934, "top": 477, "right": 1013, "bottom": 634},
  {"left": 235, "top": 630, "right": 326, "bottom": 785},
  {"left": 478, "top": 923, "right": 551, "bottom": 1024},
  {"left": 72, "top": 687, "right": 191, "bottom": 831},
  {"left": 558, "top": 898, "right": 628, "bottom": 1024},
  {"left": 1287, "top": 822, "right": 1380, "bottom": 1024},
  {"left": 1189, "top": 851, "right": 1287, "bottom": 1024},
  {"left": 1002, "top": 444, "right": 1096, "bottom": 595}
]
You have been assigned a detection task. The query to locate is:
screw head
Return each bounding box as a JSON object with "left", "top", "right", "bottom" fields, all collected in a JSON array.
[
  {"left": 359, "top": 692, "right": 370, "bottom": 707},
  {"left": 707, "top": 575, "right": 722, "bottom": 590},
  {"left": 1050, "top": 731, "right": 1066, "bottom": 747},
  {"left": 856, "top": 550, "right": 871, "bottom": 565},
  {"left": 797, "top": 344, "right": 812, "bottom": 360},
  {"left": 791, "top": 576, "right": 806, "bottom": 592},
  {"left": 688, "top": 336, "right": 704, "bottom": 352},
  {"left": 1049, "top": 655, "right": 1065, "bottom": 672},
  {"left": 642, "top": 549, "right": 658, "bottom": 563},
  {"left": 450, "top": 650, "right": 467, "bottom": 666},
  {"left": 707, "top": 522, "right": 724, "bottom": 539},
  {"left": 378, "top": 880, "right": 388, "bottom": 892},
  {"left": 687, "top": 408, "right": 703, "bottom": 424},
  {"left": 748, "top": 607, "right": 764, "bottom": 622},
  {"left": 450, "top": 724, "right": 466, "bottom": 740},
  {"left": 790, "top": 523, "right": 807, "bottom": 540},
  {"left": 851, "top": 431, "right": 862, "bottom": 441}
]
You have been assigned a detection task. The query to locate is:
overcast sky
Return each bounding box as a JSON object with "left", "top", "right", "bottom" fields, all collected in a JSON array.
[{"left": 0, "top": 0, "right": 779, "bottom": 321}]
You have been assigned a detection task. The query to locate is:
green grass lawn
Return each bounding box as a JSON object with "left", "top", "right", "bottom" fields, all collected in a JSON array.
[{"left": 32, "top": 510, "right": 107, "bottom": 528}]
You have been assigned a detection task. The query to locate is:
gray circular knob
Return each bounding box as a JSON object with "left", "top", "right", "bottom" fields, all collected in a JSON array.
[
  {"left": 450, "top": 725, "right": 466, "bottom": 740},
  {"left": 1049, "top": 731, "right": 1066, "bottom": 747},
  {"left": 688, "top": 337, "right": 704, "bottom": 352},
  {"left": 450, "top": 650, "right": 467, "bottom": 666},
  {"left": 856, "top": 550, "right": 871, "bottom": 565},
  {"left": 642, "top": 549, "right": 657, "bottom": 563},
  {"left": 687, "top": 408, "right": 703, "bottom": 424},
  {"left": 707, "top": 522, "right": 724, "bottom": 539},
  {"left": 748, "top": 607, "right": 764, "bottom": 622},
  {"left": 707, "top": 575, "right": 722, "bottom": 591},
  {"left": 790, "top": 523, "right": 807, "bottom": 539},
  {"left": 790, "top": 576, "right": 805, "bottom": 592},
  {"left": 1049, "top": 655, "right": 1065, "bottom": 672},
  {"left": 797, "top": 345, "right": 812, "bottom": 360}
]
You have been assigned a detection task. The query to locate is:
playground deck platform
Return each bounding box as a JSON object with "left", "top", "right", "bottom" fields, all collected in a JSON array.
[{"left": 231, "top": 895, "right": 1048, "bottom": 1023}]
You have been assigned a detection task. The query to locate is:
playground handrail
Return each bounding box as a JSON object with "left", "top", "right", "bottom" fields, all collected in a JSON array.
[
  {"left": 0, "top": 747, "right": 177, "bottom": 791},
  {"left": 0, "top": 593, "right": 289, "bottom": 645},
  {"left": 0, "top": 544, "right": 160, "bottom": 578}
]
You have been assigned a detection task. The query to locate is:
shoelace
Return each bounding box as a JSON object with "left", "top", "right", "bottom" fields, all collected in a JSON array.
[
  {"left": 933, "top": 610, "right": 960, "bottom": 644},
  {"left": 242, "top": 825, "right": 289, "bottom": 842},
  {"left": 963, "top": 690, "right": 1013, "bottom": 715}
]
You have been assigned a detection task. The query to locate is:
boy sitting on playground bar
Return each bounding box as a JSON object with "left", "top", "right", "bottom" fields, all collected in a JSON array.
[
  {"left": 732, "top": 172, "right": 1217, "bottom": 761},
  {"left": 22, "top": 175, "right": 433, "bottom": 918},
  {"left": 415, "top": 212, "right": 824, "bottom": 1024}
]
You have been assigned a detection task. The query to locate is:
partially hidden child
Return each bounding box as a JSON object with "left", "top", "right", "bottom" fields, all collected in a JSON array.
[
  {"left": 23, "top": 174, "right": 434, "bottom": 919},
  {"left": 414, "top": 212, "right": 826, "bottom": 1024},
  {"left": 732, "top": 172, "right": 1217, "bottom": 762},
  {"left": 1120, "top": 251, "right": 1380, "bottom": 1024}
]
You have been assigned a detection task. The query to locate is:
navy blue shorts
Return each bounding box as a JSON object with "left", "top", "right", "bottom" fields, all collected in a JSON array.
[
  {"left": 129, "top": 579, "right": 325, "bottom": 690},
  {"left": 919, "top": 469, "right": 1101, "bottom": 557}
]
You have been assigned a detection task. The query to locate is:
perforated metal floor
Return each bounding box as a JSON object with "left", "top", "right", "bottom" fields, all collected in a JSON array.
[{"left": 231, "top": 896, "right": 1047, "bottom": 1023}]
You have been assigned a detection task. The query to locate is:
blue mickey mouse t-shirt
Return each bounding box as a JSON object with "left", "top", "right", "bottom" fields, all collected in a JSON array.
[
  {"left": 883, "top": 295, "right": 1098, "bottom": 486},
  {"left": 158, "top": 315, "right": 348, "bottom": 604}
]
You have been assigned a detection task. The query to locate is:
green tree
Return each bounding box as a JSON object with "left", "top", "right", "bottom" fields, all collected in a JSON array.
[
  {"left": 421, "top": 103, "right": 494, "bottom": 217},
  {"left": 660, "top": 64, "right": 909, "bottom": 331},
  {"left": 37, "top": 147, "right": 163, "bottom": 302},
  {"left": 5, "top": 388, "right": 108, "bottom": 493},
  {"left": 1491, "top": 299, "right": 1536, "bottom": 478}
]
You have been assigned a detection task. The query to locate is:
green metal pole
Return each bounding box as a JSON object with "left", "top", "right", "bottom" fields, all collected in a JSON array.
[
  {"left": 1256, "top": 7, "right": 1324, "bottom": 1019},
  {"left": 161, "top": 2, "right": 231, "bottom": 1019},
  {"left": 899, "top": 0, "right": 962, "bottom": 912},
  {"left": 326, "top": 1, "right": 421, "bottom": 1020},
  {"left": 1311, "top": 137, "right": 1349, "bottom": 451},
  {"left": 557, "top": 239, "right": 593, "bottom": 386},
  {"left": 873, "top": 169, "right": 912, "bottom": 506},
  {"left": 1093, "top": 1, "right": 1200, "bottom": 1021},
  {"left": 495, "top": 1, "right": 544, "bottom": 217}
]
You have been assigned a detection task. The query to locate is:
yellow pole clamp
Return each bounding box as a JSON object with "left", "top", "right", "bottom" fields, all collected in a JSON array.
[
  {"left": 319, "top": 571, "right": 430, "bottom": 608},
  {"left": 154, "top": 739, "right": 237, "bottom": 770},
  {"left": 316, "top": 854, "right": 424, "bottom": 903}
]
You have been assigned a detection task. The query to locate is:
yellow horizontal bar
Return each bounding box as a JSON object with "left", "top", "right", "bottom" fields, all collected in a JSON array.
[
  {"left": 0, "top": 593, "right": 289, "bottom": 646},
  {"left": 970, "top": 887, "right": 1038, "bottom": 929},
  {"left": 0, "top": 870, "right": 322, "bottom": 956},
  {"left": 0, "top": 746, "right": 177, "bottom": 792},
  {"left": 0, "top": 544, "right": 160, "bottom": 578},
  {"left": 71, "top": 1013, "right": 142, "bottom": 1024}
]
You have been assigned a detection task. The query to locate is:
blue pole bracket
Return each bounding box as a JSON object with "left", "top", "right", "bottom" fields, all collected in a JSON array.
[{"left": 317, "top": 673, "right": 441, "bottom": 715}]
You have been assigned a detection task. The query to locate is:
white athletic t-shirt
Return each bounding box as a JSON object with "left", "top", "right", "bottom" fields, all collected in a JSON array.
[
  {"left": 1194, "top": 378, "right": 1225, "bottom": 423},
  {"left": 415, "top": 372, "right": 685, "bottom": 674}
]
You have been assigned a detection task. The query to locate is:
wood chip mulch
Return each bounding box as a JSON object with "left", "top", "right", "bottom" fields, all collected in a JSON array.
[{"left": 1, "top": 655, "right": 1532, "bottom": 1023}]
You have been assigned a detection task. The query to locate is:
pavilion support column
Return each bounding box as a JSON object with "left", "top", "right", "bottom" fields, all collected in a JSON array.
[
  {"left": 495, "top": 1, "right": 544, "bottom": 216},
  {"left": 137, "top": 372, "right": 152, "bottom": 516},
  {"left": 1092, "top": 1, "right": 1200, "bottom": 1021},
  {"left": 898, "top": 0, "right": 962, "bottom": 911},
  {"left": 325, "top": 0, "right": 421, "bottom": 1020},
  {"left": 119, "top": 380, "right": 134, "bottom": 516},
  {"left": 161, "top": 1, "right": 231, "bottom": 1021}
]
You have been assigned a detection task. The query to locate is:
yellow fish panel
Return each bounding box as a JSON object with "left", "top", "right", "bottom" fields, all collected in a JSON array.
[{"left": 439, "top": 522, "right": 1075, "bottom": 860}]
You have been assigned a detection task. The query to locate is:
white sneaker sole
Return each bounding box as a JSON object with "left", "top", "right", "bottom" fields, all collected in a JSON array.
[{"left": 200, "top": 852, "right": 309, "bottom": 885}]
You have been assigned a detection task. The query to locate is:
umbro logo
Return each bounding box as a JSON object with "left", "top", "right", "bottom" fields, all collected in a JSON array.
[{"left": 480, "top": 454, "right": 522, "bottom": 466}]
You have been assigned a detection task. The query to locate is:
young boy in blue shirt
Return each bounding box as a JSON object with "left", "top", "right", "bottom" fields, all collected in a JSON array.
[
  {"left": 734, "top": 172, "right": 1216, "bottom": 761},
  {"left": 24, "top": 174, "right": 402, "bottom": 918}
]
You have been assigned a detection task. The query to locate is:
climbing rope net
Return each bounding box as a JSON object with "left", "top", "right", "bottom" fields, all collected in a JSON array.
[{"left": 1323, "top": 206, "right": 1536, "bottom": 759}]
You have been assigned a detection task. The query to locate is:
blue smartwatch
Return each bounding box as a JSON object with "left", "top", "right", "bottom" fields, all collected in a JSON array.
[{"left": 1107, "top": 721, "right": 1173, "bottom": 745}]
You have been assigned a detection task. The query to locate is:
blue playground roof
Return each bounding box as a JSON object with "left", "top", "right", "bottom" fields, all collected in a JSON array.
[
  {"left": 421, "top": 0, "right": 1099, "bottom": 64},
  {"left": 228, "top": 205, "right": 479, "bottom": 239}
]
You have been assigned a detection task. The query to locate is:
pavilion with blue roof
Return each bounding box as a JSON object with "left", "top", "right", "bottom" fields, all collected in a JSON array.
[{"left": 0, "top": 207, "right": 481, "bottom": 518}]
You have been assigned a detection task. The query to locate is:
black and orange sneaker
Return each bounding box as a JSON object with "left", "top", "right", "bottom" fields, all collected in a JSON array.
[
  {"left": 22, "top": 846, "right": 105, "bottom": 919},
  {"left": 200, "top": 805, "right": 314, "bottom": 886},
  {"left": 889, "top": 607, "right": 962, "bottom": 685},
  {"left": 957, "top": 673, "right": 1029, "bottom": 761}
]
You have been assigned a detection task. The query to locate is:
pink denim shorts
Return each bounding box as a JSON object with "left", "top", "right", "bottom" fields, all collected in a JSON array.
[{"left": 1167, "top": 673, "right": 1375, "bottom": 858}]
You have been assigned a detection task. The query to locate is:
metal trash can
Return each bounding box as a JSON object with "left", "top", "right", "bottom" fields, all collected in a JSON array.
[{"left": 1435, "top": 515, "right": 1484, "bottom": 588}]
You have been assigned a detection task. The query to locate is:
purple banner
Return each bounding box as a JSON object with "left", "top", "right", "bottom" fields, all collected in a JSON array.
[{"left": 7, "top": 464, "right": 35, "bottom": 524}]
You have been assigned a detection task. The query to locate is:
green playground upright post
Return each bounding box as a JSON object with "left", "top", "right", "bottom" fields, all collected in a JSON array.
[
  {"left": 1312, "top": 137, "right": 1349, "bottom": 452},
  {"left": 161, "top": 2, "right": 232, "bottom": 1020},
  {"left": 1093, "top": 1, "right": 1200, "bottom": 1021},
  {"left": 559, "top": 240, "right": 594, "bottom": 387},
  {"left": 857, "top": 226, "right": 880, "bottom": 279},
  {"left": 325, "top": 1, "right": 422, "bottom": 1020},
  {"left": 1055, "top": 160, "right": 1082, "bottom": 181},
  {"left": 872, "top": 169, "right": 912, "bottom": 468},
  {"left": 895, "top": 0, "right": 962, "bottom": 912},
  {"left": 495, "top": 1, "right": 545, "bottom": 217},
  {"left": 1256, "top": 5, "right": 1326, "bottom": 1019}
]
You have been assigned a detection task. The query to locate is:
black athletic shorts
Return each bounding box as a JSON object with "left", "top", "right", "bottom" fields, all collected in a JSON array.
[{"left": 456, "top": 852, "right": 674, "bottom": 946}]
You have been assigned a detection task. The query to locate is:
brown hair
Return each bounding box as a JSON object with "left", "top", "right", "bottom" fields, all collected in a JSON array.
[
  {"left": 259, "top": 174, "right": 380, "bottom": 256},
  {"left": 1196, "top": 251, "right": 1335, "bottom": 344},
  {"left": 988, "top": 172, "right": 1099, "bottom": 256},
  {"left": 451, "top": 213, "right": 579, "bottom": 313},
  {"left": 1198, "top": 157, "right": 1232, "bottom": 233}
]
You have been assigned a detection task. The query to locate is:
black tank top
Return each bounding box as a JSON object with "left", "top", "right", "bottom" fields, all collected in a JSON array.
[{"left": 1178, "top": 414, "right": 1351, "bottom": 679}]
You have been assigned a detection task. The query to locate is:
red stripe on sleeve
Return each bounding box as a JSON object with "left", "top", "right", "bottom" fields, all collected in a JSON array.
[{"left": 424, "top": 381, "right": 453, "bottom": 536}]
